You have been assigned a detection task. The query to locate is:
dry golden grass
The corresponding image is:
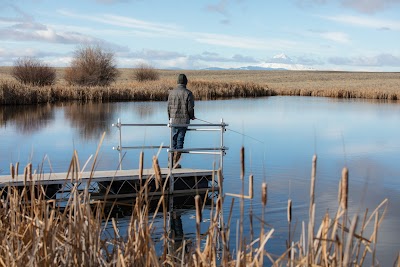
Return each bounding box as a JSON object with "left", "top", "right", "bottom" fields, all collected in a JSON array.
[
  {"left": 0, "top": 145, "right": 395, "bottom": 266},
  {"left": 1, "top": 67, "right": 399, "bottom": 104}
]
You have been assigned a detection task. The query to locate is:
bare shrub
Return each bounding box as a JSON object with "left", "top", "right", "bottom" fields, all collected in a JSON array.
[
  {"left": 11, "top": 58, "right": 56, "bottom": 86},
  {"left": 133, "top": 63, "right": 160, "bottom": 82},
  {"left": 65, "top": 45, "right": 119, "bottom": 86}
]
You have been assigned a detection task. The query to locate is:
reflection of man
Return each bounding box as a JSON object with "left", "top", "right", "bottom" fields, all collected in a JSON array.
[{"left": 168, "top": 74, "right": 195, "bottom": 168}]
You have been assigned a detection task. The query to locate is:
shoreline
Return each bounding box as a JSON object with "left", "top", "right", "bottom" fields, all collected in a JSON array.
[{"left": 1, "top": 68, "right": 399, "bottom": 105}]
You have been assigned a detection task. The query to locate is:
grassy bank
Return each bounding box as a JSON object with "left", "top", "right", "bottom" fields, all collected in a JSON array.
[
  {"left": 0, "top": 148, "right": 395, "bottom": 266},
  {"left": 1, "top": 67, "right": 400, "bottom": 104}
]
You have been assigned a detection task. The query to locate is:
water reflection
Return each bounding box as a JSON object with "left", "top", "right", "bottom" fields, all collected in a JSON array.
[
  {"left": 0, "top": 104, "right": 54, "bottom": 133},
  {"left": 0, "top": 101, "right": 162, "bottom": 140},
  {"left": 131, "top": 102, "right": 158, "bottom": 119},
  {"left": 1, "top": 97, "right": 399, "bottom": 265},
  {"left": 63, "top": 102, "right": 117, "bottom": 140}
]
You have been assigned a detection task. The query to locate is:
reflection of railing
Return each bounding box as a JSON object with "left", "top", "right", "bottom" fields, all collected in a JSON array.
[{"left": 111, "top": 118, "right": 228, "bottom": 193}]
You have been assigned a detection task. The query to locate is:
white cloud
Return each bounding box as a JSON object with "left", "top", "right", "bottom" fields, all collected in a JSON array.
[
  {"left": 194, "top": 32, "right": 295, "bottom": 51},
  {"left": 320, "top": 31, "right": 350, "bottom": 43},
  {"left": 329, "top": 53, "right": 400, "bottom": 67},
  {"left": 57, "top": 10, "right": 299, "bottom": 52},
  {"left": 57, "top": 9, "right": 181, "bottom": 36},
  {"left": 322, "top": 15, "right": 400, "bottom": 31},
  {"left": 189, "top": 52, "right": 258, "bottom": 63}
]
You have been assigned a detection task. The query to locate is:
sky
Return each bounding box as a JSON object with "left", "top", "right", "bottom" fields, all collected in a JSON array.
[{"left": 1, "top": 0, "right": 400, "bottom": 71}]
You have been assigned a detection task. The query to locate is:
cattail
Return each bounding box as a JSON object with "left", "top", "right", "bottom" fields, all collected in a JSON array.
[
  {"left": 262, "top": 183, "right": 267, "bottom": 206},
  {"left": 28, "top": 163, "right": 32, "bottom": 180},
  {"left": 341, "top": 167, "right": 348, "bottom": 210},
  {"left": 249, "top": 174, "right": 253, "bottom": 199},
  {"left": 139, "top": 151, "right": 144, "bottom": 181},
  {"left": 310, "top": 154, "right": 317, "bottom": 216},
  {"left": 15, "top": 162, "right": 19, "bottom": 178},
  {"left": 195, "top": 194, "right": 202, "bottom": 250},
  {"left": 240, "top": 146, "right": 245, "bottom": 180},
  {"left": 152, "top": 156, "right": 161, "bottom": 190},
  {"left": 287, "top": 199, "right": 292, "bottom": 223},
  {"left": 10, "top": 164, "right": 14, "bottom": 179},
  {"left": 195, "top": 195, "right": 202, "bottom": 224},
  {"left": 24, "top": 165, "right": 28, "bottom": 184}
]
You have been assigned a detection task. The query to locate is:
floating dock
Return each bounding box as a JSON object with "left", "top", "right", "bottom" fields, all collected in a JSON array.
[
  {"left": 0, "top": 119, "right": 227, "bottom": 202},
  {"left": 0, "top": 167, "right": 221, "bottom": 200}
]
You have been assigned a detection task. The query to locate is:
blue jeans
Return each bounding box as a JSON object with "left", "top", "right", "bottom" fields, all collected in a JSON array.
[{"left": 172, "top": 127, "right": 187, "bottom": 149}]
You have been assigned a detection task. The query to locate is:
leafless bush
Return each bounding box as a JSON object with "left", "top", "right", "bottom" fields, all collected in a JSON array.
[
  {"left": 11, "top": 58, "right": 56, "bottom": 86},
  {"left": 64, "top": 45, "right": 119, "bottom": 86},
  {"left": 133, "top": 63, "right": 160, "bottom": 82}
]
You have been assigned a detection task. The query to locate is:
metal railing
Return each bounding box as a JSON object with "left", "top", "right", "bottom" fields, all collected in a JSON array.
[{"left": 111, "top": 118, "right": 228, "bottom": 183}]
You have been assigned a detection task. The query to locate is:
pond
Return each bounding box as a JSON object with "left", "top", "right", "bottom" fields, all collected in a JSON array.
[{"left": 1, "top": 96, "right": 399, "bottom": 265}]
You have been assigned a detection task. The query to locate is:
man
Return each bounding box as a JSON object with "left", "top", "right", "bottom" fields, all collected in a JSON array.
[{"left": 168, "top": 74, "right": 195, "bottom": 168}]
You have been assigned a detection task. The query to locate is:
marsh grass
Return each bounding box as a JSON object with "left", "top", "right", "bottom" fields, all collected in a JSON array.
[
  {"left": 0, "top": 146, "right": 394, "bottom": 266},
  {"left": 1, "top": 68, "right": 399, "bottom": 104}
]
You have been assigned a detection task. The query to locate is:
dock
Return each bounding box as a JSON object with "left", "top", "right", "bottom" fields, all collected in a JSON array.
[
  {"left": 0, "top": 168, "right": 220, "bottom": 198},
  {"left": 0, "top": 119, "right": 227, "bottom": 202}
]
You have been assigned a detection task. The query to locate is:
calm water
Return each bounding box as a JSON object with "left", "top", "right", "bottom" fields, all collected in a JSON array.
[{"left": 1, "top": 96, "right": 399, "bottom": 264}]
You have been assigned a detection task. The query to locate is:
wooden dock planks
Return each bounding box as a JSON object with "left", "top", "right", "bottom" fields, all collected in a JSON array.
[{"left": 0, "top": 168, "right": 216, "bottom": 187}]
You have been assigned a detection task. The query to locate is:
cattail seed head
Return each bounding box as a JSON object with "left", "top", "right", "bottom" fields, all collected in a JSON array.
[
  {"left": 152, "top": 156, "right": 161, "bottom": 190},
  {"left": 240, "top": 147, "right": 245, "bottom": 180},
  {"left": 216, "top": 196, "right": 222, "bottom": 213},
  {"left": 341, "top": 167, "right": 349, "bottom": 210},
  {"left": 10, "top": 164, "right": 14, "bottom": 179},
  {"left": 195, "top": 195, "right": 202, "bottom": 224},
  {"left": 15, "top": 162, "right": 19, "bottom": 178},
  {"left": 287, "top": 199, "right": 292, "bottom": 223},
  {"left": 249, "top": 174, "right": 253, "bottom": 199},
  {"left": 28, "top": 163, "right": 32, "bottom": 180},
  {"left": 262, "top": 183, "right": 267, "bottom": 206},
  {"left": 139, "top": 151, "right": 144, "bottom": 180}
]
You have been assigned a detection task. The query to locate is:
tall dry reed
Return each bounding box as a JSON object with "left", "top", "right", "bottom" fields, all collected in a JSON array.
[
  {"left": 0, "top": 146, "right": 395, "bottom": 266},
  {"left": 2, "top": 69, "right": 400, "bottom": 105}
]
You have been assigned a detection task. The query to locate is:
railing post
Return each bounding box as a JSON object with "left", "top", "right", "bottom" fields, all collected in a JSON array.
[
  {"left": 118, "top": 118, "right": 122, "bottom": 170},
  {"left": 168, "top": 119, "right": 174, "bottom": 194},
  {"left": 220, "top": 118, "right": 225, "bottom": 174}
]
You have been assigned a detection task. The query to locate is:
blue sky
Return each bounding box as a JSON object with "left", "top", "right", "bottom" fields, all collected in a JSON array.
[{"left": 1, "top": 0, "right": 400, "bottom": 71}]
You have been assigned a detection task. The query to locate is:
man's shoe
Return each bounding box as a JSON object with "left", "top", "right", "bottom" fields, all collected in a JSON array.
[{"left": 174, "top": 152, "right": 182, "bottom": 169}]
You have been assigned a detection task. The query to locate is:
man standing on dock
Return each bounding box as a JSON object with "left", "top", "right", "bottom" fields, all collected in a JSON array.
[{"left": 168, "top": 74, "right": 195, "bottom": 168}]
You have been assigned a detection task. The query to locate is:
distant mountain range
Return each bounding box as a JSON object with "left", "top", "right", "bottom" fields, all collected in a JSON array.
[
  {"left": 202, "top": 53, "right": 315, "bottom": 71},
  {"left": 202, "top": 66, "right": 289, "bottom": 71}
]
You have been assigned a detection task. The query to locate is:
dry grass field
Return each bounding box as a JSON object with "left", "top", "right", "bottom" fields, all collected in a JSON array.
[{"left": 1, "top": 66, "right": 399, "bottom": 104}]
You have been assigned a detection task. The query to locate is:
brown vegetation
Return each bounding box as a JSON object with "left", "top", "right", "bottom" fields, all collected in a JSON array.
[
  {"left": 1, "top": 68, "right": 399, "bottom": 105},
  {"left": 64, "top": 45, "right": 119, "bottom": 86},
  {"left": 0, "top": 147, "right": 394, "bottom": 266},
  {"left": 133, "top": 63, "right": 160, "bottom": 82},
  {"left": 11, "top": 58, "right": 56, "bottom": 86}
]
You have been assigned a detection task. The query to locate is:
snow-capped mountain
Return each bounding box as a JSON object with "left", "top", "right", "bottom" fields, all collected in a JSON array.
[
  {"left": 202, "top": 53, "right": 314, "bottom": 71},
  {"left": 255, "top": 53, "right": 314, "bottom": 70}
]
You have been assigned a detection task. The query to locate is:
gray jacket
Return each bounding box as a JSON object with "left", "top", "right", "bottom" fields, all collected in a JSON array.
[{"left": 168, "top": 84, "right": 195, "bottom": 125}]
